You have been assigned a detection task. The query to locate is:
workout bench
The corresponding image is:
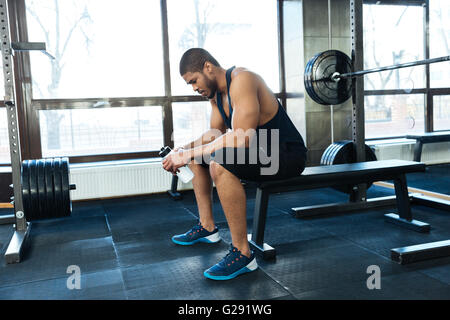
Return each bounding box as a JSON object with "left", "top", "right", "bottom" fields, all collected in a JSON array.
[
  {"left": 248, "top": 159, "right": 428, "bottom": 260},
  {"left": 406, "top": 131, "right": 450, "bottom": 162}
]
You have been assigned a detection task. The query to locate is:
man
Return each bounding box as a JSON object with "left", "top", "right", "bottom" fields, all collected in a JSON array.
[{"left": 162, "top": 48, "right": 307, "bottom": 280}]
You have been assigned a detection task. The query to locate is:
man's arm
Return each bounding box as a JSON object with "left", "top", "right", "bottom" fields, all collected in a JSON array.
[
  {"left": 186, "top": 72, "right": 260, "bottom": 160},
  {"left": 180, "top": 100, "right": 227, "bottom": 150}
]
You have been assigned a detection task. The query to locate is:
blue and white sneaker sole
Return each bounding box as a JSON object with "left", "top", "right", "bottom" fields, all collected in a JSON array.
[
  {"left": 171, "top": 232, "right": 221, "bottom": 246},
  {"left": 204, "top": 258, "right": 258, "bottom": 280}
]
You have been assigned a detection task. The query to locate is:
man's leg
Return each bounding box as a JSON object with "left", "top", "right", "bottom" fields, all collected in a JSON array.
[
  {"left": 209, "top": 161, "right": 251, "bottom": 258},
  {"left": 188, "top": 162, "right": 215, "bottom": 232},
  {"left": 171, "top": 161, "right": 220, "bottom": 246}
]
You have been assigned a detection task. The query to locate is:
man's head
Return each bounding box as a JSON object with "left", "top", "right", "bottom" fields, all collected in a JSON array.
[{"left": 179, "top": 48, "right": 221, "bottom": 99}]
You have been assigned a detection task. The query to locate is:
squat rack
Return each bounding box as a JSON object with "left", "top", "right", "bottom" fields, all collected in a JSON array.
[
  {"left": 0, "top": 0, "right": 29, "bottom": 263},
  {"left": 0, "top": 0, "right": 56, "bottom": 263},
  {"left": 347, "top": 0, "right": 450, "bottom": 264}
]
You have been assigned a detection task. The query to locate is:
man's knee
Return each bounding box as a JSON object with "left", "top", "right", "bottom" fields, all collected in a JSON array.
[
  {"left": 188, "top": 161, "right": 209, "bottom": 174},
  {"left": 209, "top": 160, "right": 227, "bottom": 181}
]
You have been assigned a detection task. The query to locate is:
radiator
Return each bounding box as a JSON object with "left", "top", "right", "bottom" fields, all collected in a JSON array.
[
  {"left": 69, "top": 160, "right": 193, "bottom": 201},
  {"left": 369, "top": 140, "right": 450, "bottom": 165}
]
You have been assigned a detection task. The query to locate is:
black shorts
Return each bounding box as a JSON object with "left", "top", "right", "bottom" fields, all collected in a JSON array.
[{"left": 196, "top": 142, "right": 306, "bottom": 182}]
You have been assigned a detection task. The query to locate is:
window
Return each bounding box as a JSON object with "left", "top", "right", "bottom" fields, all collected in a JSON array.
[
  {"left": 172, "top": 101, "right": 211, "bottom": 148},
  {"left": 168, "top": 0, "right": 280, "bottom": 96},
  {"left": 433, "top": 95, "right": 450, "bottom": 131},
  {"left": 26, "top": 0, "right": 164, "bottom": 99},
  {"left": 39, "top": 107, "right": 164, "bottom": 157},
  {"left": 365, "top": 94, "right": 425, "bottom": 139},
  {"left": 363, "top": 4, "right": 424, "bottom": 91},
  {"left": 5, "top": 0, "right": 282, "bottom": 163},
  {"left": 363, "top": 3, "right": 430, "bottom": 139},
  {"left": 0, "top": 108, "right": 10, "bottom": 163},
  {"left": 429, "top": 0, "right": 450, "bottom": 88}
]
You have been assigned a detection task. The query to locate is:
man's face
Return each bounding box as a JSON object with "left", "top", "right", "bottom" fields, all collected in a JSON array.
[{"left": 182, "top": 71, "right": 217, "bottom": 99}]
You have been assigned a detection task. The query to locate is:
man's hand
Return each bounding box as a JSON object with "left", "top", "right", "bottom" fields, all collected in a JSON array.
[{"left": 162, "top": 149, "right": 191, "bottom": 175}]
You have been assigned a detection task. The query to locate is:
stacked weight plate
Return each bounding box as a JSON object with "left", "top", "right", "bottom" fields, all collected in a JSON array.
[
  {"left": 20, "top": 157, "right": 74, "bottom": 221},
  {"left": 320, "top": 141, "right": 377, "bottom": 193}
]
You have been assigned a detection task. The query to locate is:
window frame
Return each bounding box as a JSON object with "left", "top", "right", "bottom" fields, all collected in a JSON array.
[
  {"left": 364, "top": 0, "right": 450, "bottom": 141},
  {"left": 0, "top": 0, "right": 285, "bottom": 165}
]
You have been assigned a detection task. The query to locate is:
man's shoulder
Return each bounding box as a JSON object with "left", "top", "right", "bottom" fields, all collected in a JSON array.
[
  {"left": 230, "top": 68, "right": 259, "bottom": 92},
  {"left": 231, "top": 67, "right": 256, "bottom": 80}
]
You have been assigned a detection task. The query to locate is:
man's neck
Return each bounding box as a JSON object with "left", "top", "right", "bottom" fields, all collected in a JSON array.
[{"left": 215, "top": 67, "right": 228, "bottom": 95}]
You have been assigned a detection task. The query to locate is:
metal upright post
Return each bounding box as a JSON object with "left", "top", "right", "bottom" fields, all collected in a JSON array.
[
  {"left": 424, "top": 0, "right": 432, "bottom": 132},
  {"left": 350, "top": 0, "right": 367, "bottom": 202},
  {"left": 1, "top": 0, "right": 30, "bottom": 263}
]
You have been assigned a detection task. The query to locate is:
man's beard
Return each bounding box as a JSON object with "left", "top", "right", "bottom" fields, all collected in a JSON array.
[{"left": 204, "top": 76, "right": 218, "bottom": 99}]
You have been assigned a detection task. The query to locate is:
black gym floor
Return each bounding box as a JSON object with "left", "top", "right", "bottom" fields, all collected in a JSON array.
[{"left": 0, "top": 164, "right": 449, "bottom": 300}]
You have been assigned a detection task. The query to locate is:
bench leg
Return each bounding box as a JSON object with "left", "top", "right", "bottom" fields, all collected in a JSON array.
[
  {"left": 384, "top": 174, "right": 430, "bottom": 233},
  {"left": 248, "top": 188, "right": 276, "bottom": 260},
  {"left": 413, "top": 141, "right": 423, "bottom": 162},
  {"left": 391, "top": 239, "right": 450, "bottom": 265},
  {"left": 167, "top": 175, "right": 182, "bottom": 200}
]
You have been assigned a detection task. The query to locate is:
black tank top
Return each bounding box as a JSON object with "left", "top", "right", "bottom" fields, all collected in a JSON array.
[{"left": 216, "top": 66, "right": 307, "bottom": 156}]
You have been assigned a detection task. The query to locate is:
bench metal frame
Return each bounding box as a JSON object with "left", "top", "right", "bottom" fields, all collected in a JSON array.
[
  {"left": 406, "top": 132, "right": 450, "bottom": 162},
  {"left": 405, "top": 132, "right": 450, "bottom": 214},
  {"left": 248, "top": 160, "right": 429, "bottom": 259}
]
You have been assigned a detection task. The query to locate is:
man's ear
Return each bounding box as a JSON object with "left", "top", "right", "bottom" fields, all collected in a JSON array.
[{"left": 203, "top": 61, "right": 213, "bottom": 74}]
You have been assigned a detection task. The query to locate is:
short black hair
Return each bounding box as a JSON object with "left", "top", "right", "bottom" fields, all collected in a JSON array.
[{"left": 179, "top": 48, "right": 220, "bottom": 76}]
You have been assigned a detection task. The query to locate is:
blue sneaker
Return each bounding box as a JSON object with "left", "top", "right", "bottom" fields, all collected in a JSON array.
[
  {"left": 172, "top": 222, "right": 221, "bottom": 245},
  {"left": 203, "top": 245, "right": 258, "bottom": 280}
]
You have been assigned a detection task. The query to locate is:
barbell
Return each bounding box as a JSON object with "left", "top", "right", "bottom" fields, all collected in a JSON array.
[{"left": 304, "top": 50, "right": 450, "bottom": 105}]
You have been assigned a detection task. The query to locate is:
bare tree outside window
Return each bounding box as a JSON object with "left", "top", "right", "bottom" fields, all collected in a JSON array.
[
  {"left": 169, "top": 0, "right": 278, "bottom": 147},
  {"left": 27, "top": 0, "right": 92, "bottom": 150},
  {"left": 177, "top": 0, "right": 248, "bottom": 52},
  {"left": 363, "top": 4, "right": 425, "bottom": 138}
]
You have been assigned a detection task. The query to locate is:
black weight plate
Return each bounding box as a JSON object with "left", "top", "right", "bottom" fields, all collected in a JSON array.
[
  {"left": 320, "top": 144, "right": 332, "bottom": 165},
  {"left": 328, "top": 142, "right": 354, "bottom": 193},
  {"left": 328, "top": 141, "right": 348, "bottom": 166},
  {"left": 28, "top": 160, "right": 38, "bottom": 221},
  {"left": 21, "top": 160, "right": 31, "bottom": 220},
  {"left": 326, "top": 141, "right": 347, "bottom": 166},
  {"left": 308, "top": 52, "right": 327, "bottom": 105},
  {"left": 329, "top": 142, "right": 378, "bottom": 193},
  {"left": 332, "top": 141, "right": 354, "bottom": 164},
  {"left": 320, "top": 142, "right": 340, "bottom": 166},
  {"left": 61, "top": 157, "right": 71, "bottom": 218},
  {"left": 305, "top": 52, "right": 324, "bottom": 104},
  {"left": 310, "top": 50, "right": 353, "bottom": 105},
  {"left": 365, "top": 145, "right": 377, "bottom": 162},
  {"left": 305, "top": 53, "right": 326, "bottom": 105},
  {"left": 53, "top": 158, "right": 63, "bottom": 218},
  {"left": 311, "top": 50, "right": 352, "bottom": 105},
  {"left": 44, "top": 158, "right": 55, "bottom": 220},
  {"left": 305, "top": 55, "right": 320, "bottom": 104},
  {"left": 304, "top": 58, "right": 314, "bottom": 101},
  {"left": 37, "top": 159, "right": 46, "bottom": 220},
  {"left": 333, "top": 143, "right": 377, "bottom": 164},
  {"left": 304, "top": 57, "right": 316, "bottom": 103}
]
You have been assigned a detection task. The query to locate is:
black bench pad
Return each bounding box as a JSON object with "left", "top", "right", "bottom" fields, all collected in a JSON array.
[
  {"left": 406, "top": 131, "right": 450, "bottom": 143},
  {"left": 256, "top": 160, "right": 425, "bottom": 192},
  {"left": 406, "top": 132, "right": 450, "bottom": 162}
]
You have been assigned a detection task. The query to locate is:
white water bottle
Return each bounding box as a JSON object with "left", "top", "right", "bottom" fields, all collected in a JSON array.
[{"left": 159, "top": 146, "right": 194, "bottom": 183}]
